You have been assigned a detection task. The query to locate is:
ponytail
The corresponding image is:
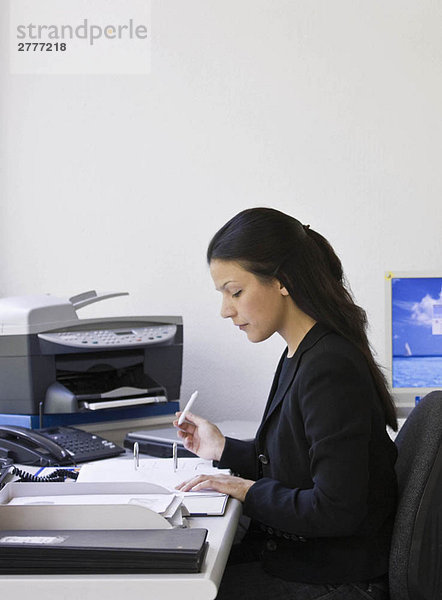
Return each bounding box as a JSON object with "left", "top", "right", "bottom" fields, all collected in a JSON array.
[{"left": 302, "top": 227, "right": 397, "bottom": 429}]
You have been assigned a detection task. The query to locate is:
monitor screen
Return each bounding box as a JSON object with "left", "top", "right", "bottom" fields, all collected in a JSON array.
[{"left": 386, "top": 273, "right": 442, "bottom": 404}]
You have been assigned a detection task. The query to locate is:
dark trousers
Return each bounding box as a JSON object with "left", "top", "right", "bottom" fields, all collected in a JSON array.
[
  {"left": 216, "top": 523, "right": 390, "bottom": 600},
  {"left": 216, "top": 561, "right": 390, "bottom": 600}
]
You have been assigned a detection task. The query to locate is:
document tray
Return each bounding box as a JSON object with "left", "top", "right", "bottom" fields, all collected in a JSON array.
[{"left": 0, "top": 528, "right": 208, "bottom": 574}]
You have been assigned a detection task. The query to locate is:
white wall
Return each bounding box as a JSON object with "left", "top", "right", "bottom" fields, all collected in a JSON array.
[{"left": 1, "top": 1, "right": 441, "bottom": 422}]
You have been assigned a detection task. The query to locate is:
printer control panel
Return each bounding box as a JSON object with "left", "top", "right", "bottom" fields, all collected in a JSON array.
[{"left": 38, "top": 324, "right": 177, "bottom": 348}]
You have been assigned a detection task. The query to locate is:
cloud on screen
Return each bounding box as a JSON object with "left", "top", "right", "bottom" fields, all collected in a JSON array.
[{"left": 396, "top": 289, "right": 442, "bottom": 327}]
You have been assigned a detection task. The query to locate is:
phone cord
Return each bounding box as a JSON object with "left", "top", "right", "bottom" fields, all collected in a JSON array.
[{"left": 10, "top": 466, "right": 79, "bottom": 482}]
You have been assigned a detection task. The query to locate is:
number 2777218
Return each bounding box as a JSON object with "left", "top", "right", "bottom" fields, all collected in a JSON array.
[{"left": 18, "top": 42, "right": 67, "bottom": 51}]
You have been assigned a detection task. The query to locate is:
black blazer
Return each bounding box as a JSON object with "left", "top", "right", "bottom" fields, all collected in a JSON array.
[{"left": 219, "top": 323, "right": 397, "bottom": 584}]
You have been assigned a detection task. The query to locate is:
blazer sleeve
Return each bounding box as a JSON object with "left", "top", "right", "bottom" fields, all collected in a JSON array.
[
  {"left": 218, "top": 437, "right": 259, "bottom": 480},
  {"left": 242, "top": 352, "right": 374, "bottom": 538}
]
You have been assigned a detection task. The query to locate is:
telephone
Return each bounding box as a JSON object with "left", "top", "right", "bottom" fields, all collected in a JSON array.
[{"left": 0, "top": 425, "right": 125, "bottom": 466}]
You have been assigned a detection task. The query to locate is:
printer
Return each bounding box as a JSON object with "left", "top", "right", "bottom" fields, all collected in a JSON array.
[{"left": 0, "top": 290, "right": 182, "bottom": 430}]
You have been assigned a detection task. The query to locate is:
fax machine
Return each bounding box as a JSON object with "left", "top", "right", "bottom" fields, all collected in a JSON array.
[{"left": 0, "top": 290, "right": 182, "bottom": 429}]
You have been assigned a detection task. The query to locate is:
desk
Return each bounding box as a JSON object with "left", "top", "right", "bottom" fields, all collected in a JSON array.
[{"left": 0, "top": 495, "right": 241, "bottom": 600}]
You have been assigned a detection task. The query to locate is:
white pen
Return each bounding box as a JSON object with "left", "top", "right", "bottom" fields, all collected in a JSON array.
[{"left": 178, "top": 390, "right": 199, "bottom": 425}]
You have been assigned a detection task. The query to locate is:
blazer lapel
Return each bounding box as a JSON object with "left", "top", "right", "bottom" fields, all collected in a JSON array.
[
  {"left": 261, "top": 349, "right": 287, "bottom": 421},
  {"left": 256, "top": 323, "right": 331, "bottom": 438}
]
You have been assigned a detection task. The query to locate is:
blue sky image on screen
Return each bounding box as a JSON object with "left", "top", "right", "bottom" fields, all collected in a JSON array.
[{"left": 392, "top": 277, "right": 442, "bottom": 388}]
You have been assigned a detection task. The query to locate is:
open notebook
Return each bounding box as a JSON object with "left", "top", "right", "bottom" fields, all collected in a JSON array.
[{"left": 77, "top": 457, "right": 230, "bottom": 516}]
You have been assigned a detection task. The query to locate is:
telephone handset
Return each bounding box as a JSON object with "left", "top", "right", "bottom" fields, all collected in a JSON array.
[
  {"left": 0, "top": 425, "right": 69, "bottom": 466},
  {"left": 0, "top": 425, "right": 125, "bottom": 466}
]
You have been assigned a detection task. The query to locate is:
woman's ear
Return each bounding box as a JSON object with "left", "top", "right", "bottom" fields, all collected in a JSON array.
[{"left": 280, "top": 284, "right": 289, "bottom": 297}]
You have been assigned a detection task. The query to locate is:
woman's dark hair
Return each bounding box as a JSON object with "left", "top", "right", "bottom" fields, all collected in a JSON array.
[{"left": 207, "top": 207, "right": 397, "bottom": 430}]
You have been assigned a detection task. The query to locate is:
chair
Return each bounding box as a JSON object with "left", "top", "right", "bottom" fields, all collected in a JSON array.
[{"left": 389, "top": 391, "right": 442, "bottom": 600}]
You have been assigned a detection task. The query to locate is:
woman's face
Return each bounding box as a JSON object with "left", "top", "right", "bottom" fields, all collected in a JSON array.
[{"left": 209, "top": 259, "right": 290, "bottom": 344}]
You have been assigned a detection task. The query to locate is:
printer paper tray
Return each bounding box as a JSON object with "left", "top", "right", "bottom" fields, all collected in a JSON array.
[{"left": 81, "top": 396, "right": 167, "bottom": 410}]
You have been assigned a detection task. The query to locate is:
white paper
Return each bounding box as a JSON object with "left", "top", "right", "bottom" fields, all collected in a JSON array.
[{"left": 77, "top": 457, "right": 229, "bottom": 491}]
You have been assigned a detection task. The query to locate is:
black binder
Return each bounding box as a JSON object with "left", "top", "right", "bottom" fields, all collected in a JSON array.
[
  {"left": 0, "top": 528, "right": 208, "bottom": 574},
  {"left": 124, "top": 421, "right": 257, "bottom": 458}
]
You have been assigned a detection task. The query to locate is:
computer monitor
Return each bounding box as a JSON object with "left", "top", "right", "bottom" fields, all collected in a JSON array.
[{"left": 385, "top": 272, "right": 442, "bottom": 410}]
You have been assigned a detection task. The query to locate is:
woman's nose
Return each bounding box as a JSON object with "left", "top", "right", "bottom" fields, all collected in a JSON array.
[{"left": 220, "top": 297, "right": 235, "bottom": 319}]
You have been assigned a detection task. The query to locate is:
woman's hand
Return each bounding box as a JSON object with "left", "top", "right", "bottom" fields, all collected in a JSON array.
[
  {"left": 173, "top": 411, "right": 226, "bottom": 461},
  {"left": 176, "top": 473, "right": 255, "bottom": 503}
]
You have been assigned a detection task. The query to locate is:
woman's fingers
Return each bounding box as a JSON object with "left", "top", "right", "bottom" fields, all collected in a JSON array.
[
  {"left": 176, "top": 474, "right": 220, "bottom": 492},
  {"left": 173, "top": 415, "right": 196, "bottom": 433},
  {"left": 175, "top": 473, "right": 255, "bottom": 502}
]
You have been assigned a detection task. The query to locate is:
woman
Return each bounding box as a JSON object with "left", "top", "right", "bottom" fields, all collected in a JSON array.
[{"left": 175, "top": 207, "right": 397, "bottom": 599}]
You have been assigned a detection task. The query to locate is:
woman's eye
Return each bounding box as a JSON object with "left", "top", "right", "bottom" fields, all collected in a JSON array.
[{"left": 232, "top": 290, "right": 242, "bottom": 298}]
